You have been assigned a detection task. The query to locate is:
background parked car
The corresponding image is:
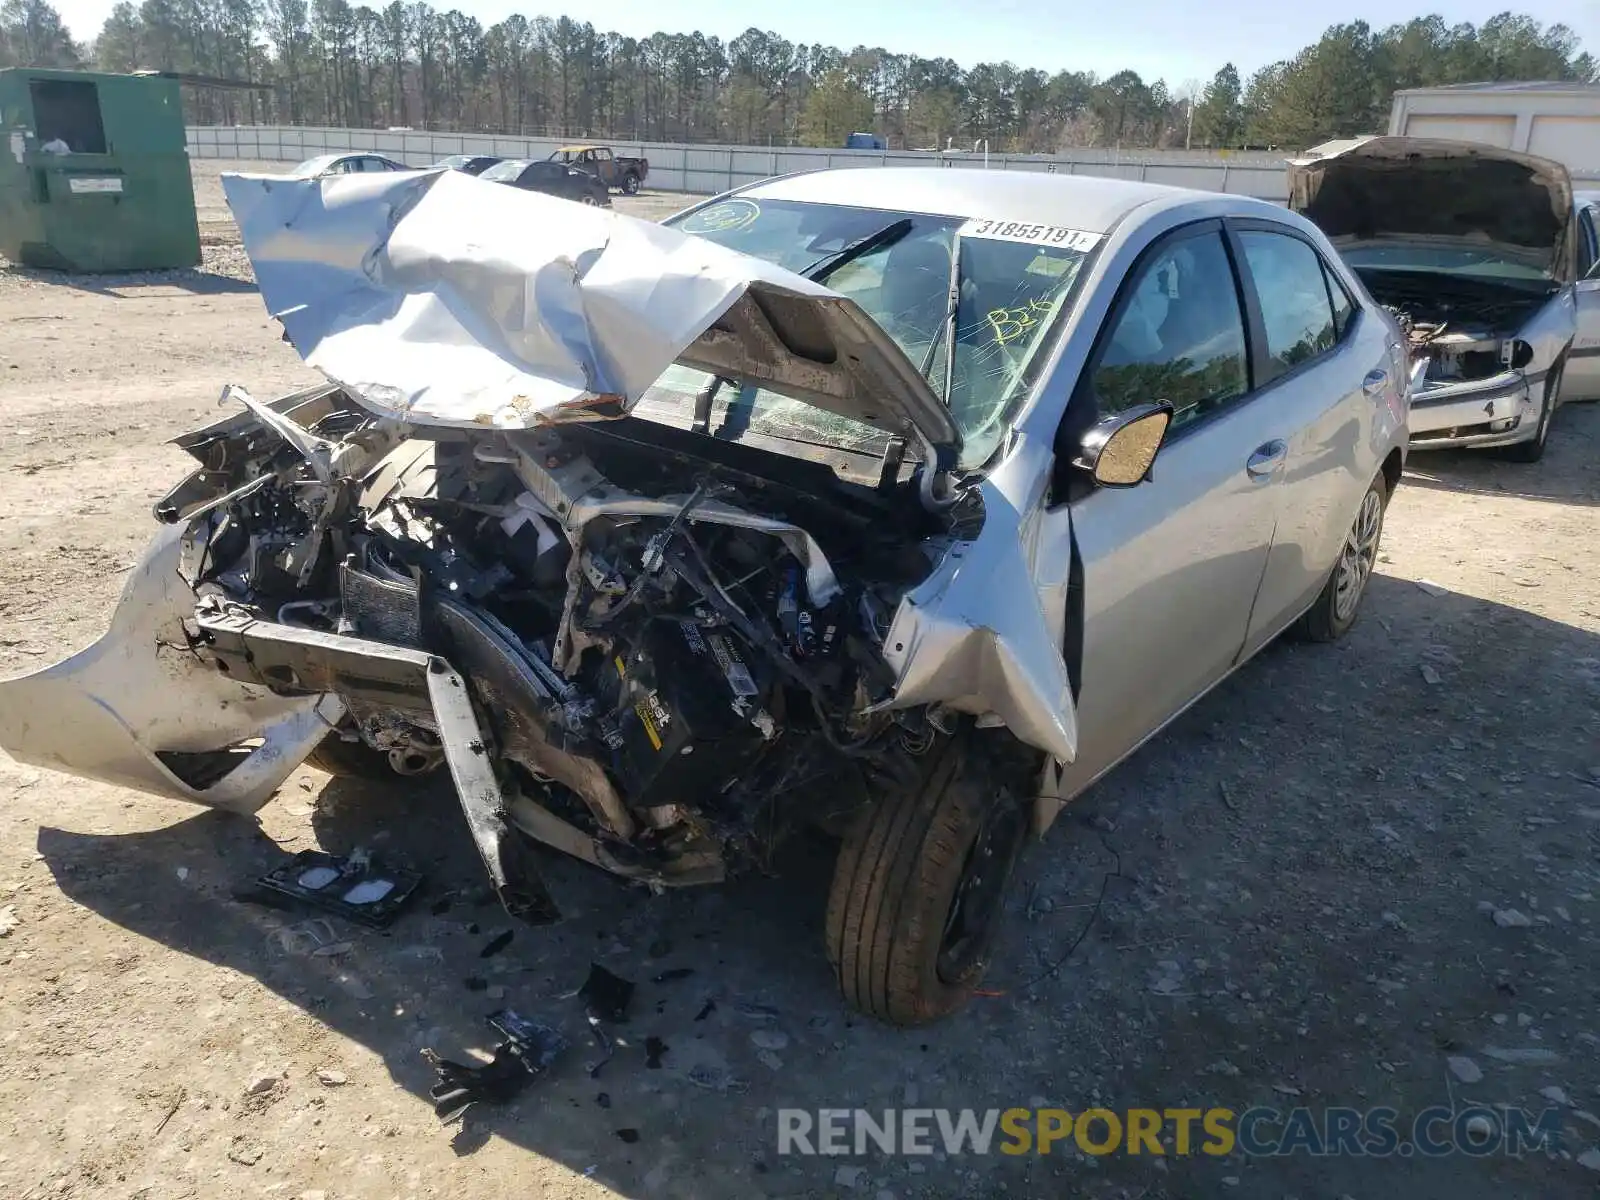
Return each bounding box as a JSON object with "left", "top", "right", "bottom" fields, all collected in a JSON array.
[
  {"left": 1289, "top": 136, "right": 1600, "bottom": 463},
  {"left": 288, "top": 152, "right": 410, "bottom": 178},
  {"left": 431, "top": 154, "right": 502, "bottom": 175},
  {"left": 547, "top": 144, "right": 648, "bottom": 194},
  {"left": 480, "top": 158, "right": 611, "bottom": 205}
]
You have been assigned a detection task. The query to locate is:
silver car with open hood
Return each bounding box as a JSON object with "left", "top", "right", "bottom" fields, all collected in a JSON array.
[
  {"left": 0, "top": 166, "right": 1412, "bottom": 1024},
  {"left": 1290, "top": 135, "right": 1600, "bottom": 461}
]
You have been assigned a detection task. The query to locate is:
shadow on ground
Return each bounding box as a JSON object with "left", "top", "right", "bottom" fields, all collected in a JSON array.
[
  {"left": 33, "top": 574, "right": 1600, "bottom": 1198},
  {"left": 0, "top": 263, "right": 256, "bottom": 297}
]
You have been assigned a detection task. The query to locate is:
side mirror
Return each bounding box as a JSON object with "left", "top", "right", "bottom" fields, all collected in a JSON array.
[{"left": 1074, "top": 403, "right": 1173, "bottom": 487}]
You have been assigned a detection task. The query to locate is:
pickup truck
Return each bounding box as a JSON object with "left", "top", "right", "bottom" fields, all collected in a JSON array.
[{"left": 547, "top": 145, "right": 649, "bottom": 195}]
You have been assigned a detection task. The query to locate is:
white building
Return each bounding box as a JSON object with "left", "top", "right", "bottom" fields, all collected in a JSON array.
[{"left": 1387, "top": 81, "right": 1600, "bottom": 184}]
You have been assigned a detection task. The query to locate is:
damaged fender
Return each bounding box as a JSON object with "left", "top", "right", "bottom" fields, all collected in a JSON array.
[
  {"left": 871, "top": 434, "right": 1078, "bottom": 779},
  {"left": 0, "top": 521, "right": 342, "bottom": 813}
]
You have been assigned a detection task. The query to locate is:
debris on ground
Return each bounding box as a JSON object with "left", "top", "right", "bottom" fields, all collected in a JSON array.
[
  {"left": 1492, "top": 908, "right": 1534, "bottom": 929},
  {"left": 479, "top": 929, "right": 514, "bottom": 958},
  {"left": 245, "top": 1071, "right": 280, "bottom": 1096},
  {"left": 615, "top": 1128, "right": 640, "bottom": 1143},
  {"left": 253, "top": 849, "right": 420, "bottom": 928},
  {"left": 0, "top": 904, "right": 17, "bottom": 936},
  {"left": 1483, "top": 1047, "right": 1563, "bottom": 1065},
  {"left": 422, "top": 1008, "right": 566, "bottom": 1124},
  {"left": 576, "top": 962, "right": 636, "bottom": 1079},
  {"left": 652, "top": 967, "right": 694, "bottom": 983},
  {"left": 1447, "top": 1056, "right": 1483, "bottom": 1084},
  {"left": 226, "top": 1137, "right": 264, "bottom": 1166},
  {"left": 835, "top": 1164, "right": 867, "bottom": 1189},
  {"left": 315, "top": 1069, "right": 348, "bottom": 1087},
  {"left": 579, "top": 963, "right": 635, "bottom": 1023},
  {"left": 645, "top": 1036, "right": 668, "bottom": 1069}
]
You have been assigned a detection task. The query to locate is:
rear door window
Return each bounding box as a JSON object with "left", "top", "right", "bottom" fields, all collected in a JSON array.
[{"left": 1237, "top": 231, "right": 1338, "bottom": 383}]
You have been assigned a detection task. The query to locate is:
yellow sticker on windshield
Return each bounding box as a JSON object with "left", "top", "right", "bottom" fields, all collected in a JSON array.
[
  {"left": 986, "top": 296, "right": 1059, "bottom": 345},
  {"left": 960, "top": 218, "right": 1100, "bottom": 251}
]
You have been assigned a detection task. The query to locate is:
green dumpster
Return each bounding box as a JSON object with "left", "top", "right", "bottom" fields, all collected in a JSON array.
[{"left": 0, "top": 68, "right": 201, "bottom": 272}]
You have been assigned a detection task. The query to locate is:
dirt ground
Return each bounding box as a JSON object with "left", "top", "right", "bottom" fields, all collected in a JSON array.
[{"left": 0, "top": 160, "right": 1597, "bottom": 1200}]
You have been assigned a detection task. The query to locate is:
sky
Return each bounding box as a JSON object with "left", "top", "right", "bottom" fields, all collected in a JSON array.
[{"left": 52, "top": 0, "right": 1600, "bottom": 86}]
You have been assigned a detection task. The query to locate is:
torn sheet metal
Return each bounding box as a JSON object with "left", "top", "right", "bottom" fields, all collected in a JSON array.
[
  {"left": 221, "top": 168, "right": 960, "bottom": 453},
  {"left": 0, "top": 522, "right": 342, "bottom": 814},
  {"left": 870, "top": 435, "right": 1078, "bottom": 766}
]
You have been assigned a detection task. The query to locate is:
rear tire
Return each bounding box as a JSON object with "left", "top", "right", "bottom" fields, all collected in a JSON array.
[
  {"left": 1498, "top": 362, "right": 1561, "bottom": 464},
  {"left": 622, "top": 173, "right": 641, "bottom": 195},
  {"left": 1296, "top": 472, "right": 1387, "bottom": 643},
  {"left": 825, "top": 736, "right": 1031, "bottom": 1026}
]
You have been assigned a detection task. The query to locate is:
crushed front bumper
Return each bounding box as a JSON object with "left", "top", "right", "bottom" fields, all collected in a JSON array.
[
  {"left": 1407, "top": 372, "right": 1535, "bottom": 451},
  {"left": 0, "top": 523, "right": 342, "bottom": 814}
]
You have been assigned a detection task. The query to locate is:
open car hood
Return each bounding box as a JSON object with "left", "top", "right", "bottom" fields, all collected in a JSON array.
[
  {"left": 222, "top": 168, "right": 961, "bottom": 456},
  {"left": 1287, "top": 136, "right": 1575, "bottom": 282}
]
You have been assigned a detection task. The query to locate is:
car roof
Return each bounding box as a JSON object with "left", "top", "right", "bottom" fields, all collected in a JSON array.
[
  {"left": 555, "top": 145, "right": 600, "bottom": 153},
  {"left": 742, "top": 168, "right": 1271, "bottom": 234}
]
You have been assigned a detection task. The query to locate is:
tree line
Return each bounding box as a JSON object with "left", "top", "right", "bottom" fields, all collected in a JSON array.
[{"left": 1, "top": 0, "right": 1593, "bottom": 152}]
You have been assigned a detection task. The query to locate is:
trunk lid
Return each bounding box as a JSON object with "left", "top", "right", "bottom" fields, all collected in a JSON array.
[
  {"left": 1287, "top": 136, "right": 1575, "bottom": 282},
  {"left": 222, "top": 168, "right": 962, "bottom": 457}
]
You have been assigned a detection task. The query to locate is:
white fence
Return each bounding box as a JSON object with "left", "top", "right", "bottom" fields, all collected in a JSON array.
[{"left": 186, "top": 125, "right": 1295, "bottom": 201}]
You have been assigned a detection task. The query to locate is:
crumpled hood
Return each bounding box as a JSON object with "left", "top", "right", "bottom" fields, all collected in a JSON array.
[
  {"left": 1288, "top": 136, "right": 1575, "bottom": 281},
  {"left": 222, "top": 168, "right": 961, "bottom": 453}
]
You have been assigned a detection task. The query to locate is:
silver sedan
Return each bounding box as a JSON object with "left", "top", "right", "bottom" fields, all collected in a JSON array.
[
  {"left": 1290, "top": 137, "right": 1600, "bottom": 462},
  {"left": 0, "top": 167, "right": 1411, "bottom": 1025}
]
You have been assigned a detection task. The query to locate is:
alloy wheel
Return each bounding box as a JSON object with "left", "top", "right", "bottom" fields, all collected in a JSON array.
[{"left": 1333, "top": 488, "right": 1383, "bottom": 623}]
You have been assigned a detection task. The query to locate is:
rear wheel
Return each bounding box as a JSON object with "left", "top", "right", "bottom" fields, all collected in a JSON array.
[
  {"left": 825, "top": 736, "right": 1031, "bottom": 1026},
  {"left": 621, "top": 173, "right": 641, "bottom": 195},
  {"left": 1498, "top": 362, "right": 1561, "bottom": 464},
  {"left": 1296, "top": 473, "right": 1387, "bottom": 643}
]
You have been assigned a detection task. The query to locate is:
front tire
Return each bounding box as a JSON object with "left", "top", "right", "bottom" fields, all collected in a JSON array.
[
  {"left": 825, "top": 736, "right": 1031, "bottom": 1026},
  {"left": 1296, "top": 473, "right": 1387, "bottom": 643},
  {"left": 304, "top": 725, "right": 442, "bottom": 780},
  {"left": 1498, "top": 361, "right": 1561, "bottom": 464}
]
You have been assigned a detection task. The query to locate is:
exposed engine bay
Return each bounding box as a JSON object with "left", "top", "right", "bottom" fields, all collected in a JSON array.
[
  {"left": 1362, "top": 273, "right": 1550, "bottom": 386},
  {"left": 162, "top": 383, "right": 991, "bottom": 914}
]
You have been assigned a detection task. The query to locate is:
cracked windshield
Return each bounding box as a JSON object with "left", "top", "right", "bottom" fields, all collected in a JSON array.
[{"left": 639, "top": 197, "right": 1092, "bottom": 469}]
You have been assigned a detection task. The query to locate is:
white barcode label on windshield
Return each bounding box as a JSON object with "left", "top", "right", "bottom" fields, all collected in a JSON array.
[{"left": 959, "top": 218, "right": 1099, "bottom": 251}]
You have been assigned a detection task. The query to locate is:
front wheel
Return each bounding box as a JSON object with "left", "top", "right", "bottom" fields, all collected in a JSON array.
[
  {"left": 1498, "top": 362, "right": 1561, "bottom": 464},
  {"left": 579, "top": 193, "right": 599, "bottom": 206},
  {"left": 1296, "top": 473, "right": 1387, "bottom": 643},
  {"left": 825, "top": 736, "right": 1031, "bottom": 1026}
]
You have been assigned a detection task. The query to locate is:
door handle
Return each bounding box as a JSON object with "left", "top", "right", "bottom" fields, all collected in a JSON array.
[
  {"left": 1245, "top": 440, "right": 1286, "bottom": 480},
  {"left": 1362, "top": 369, "right": 1389, "bottom": 397}
]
